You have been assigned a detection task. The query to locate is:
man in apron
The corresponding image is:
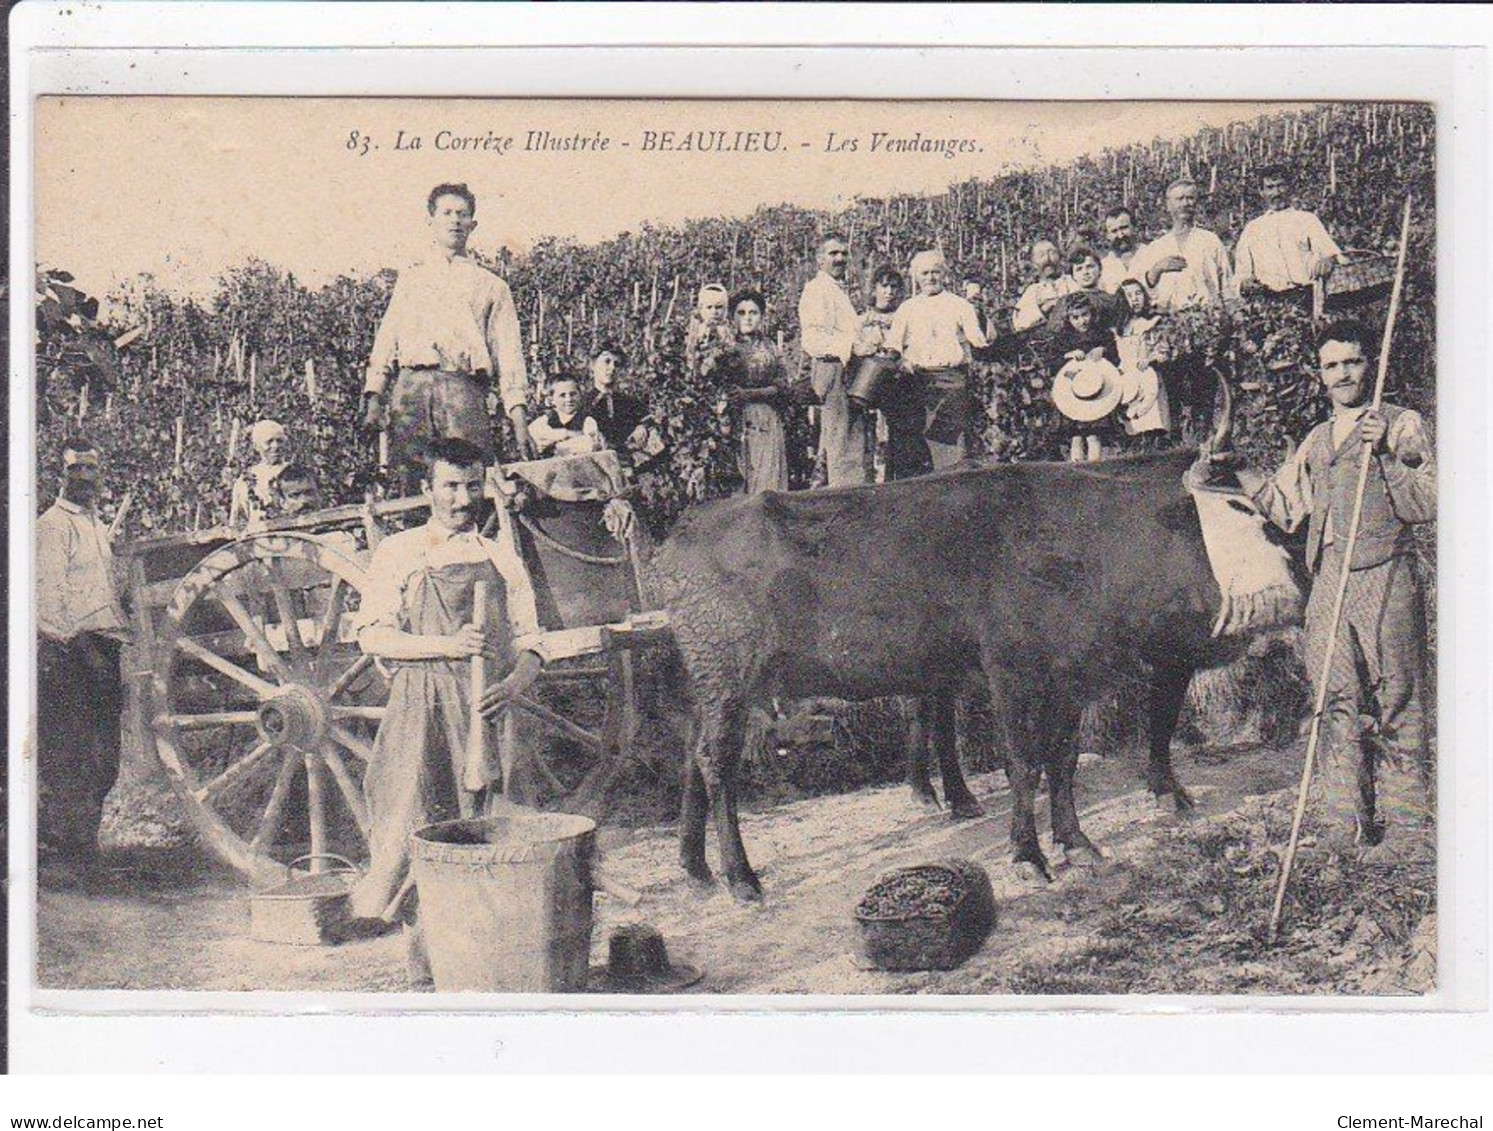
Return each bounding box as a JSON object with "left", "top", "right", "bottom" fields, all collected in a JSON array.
[{"left": 349, "top": 438, "right": 548, "bottom": 972}]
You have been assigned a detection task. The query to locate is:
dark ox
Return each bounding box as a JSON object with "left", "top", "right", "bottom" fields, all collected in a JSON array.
[{"left": 648, "top": 428, "right": 1298, "bottom": 902}]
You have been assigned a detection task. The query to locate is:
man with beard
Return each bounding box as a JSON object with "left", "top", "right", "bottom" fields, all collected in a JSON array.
[
  {"left": 1098, "top": 205, "right": 1141, "bottom": 294},
  {"left": 362, "top": 184, "right": 532, "bottom": 483},
  {"left": 36, "top": 437, "right": 130, "bottom": 878},
  {"left": 1012, "top": 239, "right": 1074, "bottom": 333},
  {"left": 349, "top": 438, "right": 548, "bottom": 977}
]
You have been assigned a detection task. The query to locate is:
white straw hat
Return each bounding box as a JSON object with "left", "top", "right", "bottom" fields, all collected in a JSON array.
[{"left": 1052, "top": 358, "right": 1124, "bottom": 423}]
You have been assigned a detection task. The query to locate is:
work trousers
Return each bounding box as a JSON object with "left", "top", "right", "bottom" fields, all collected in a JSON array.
[
  {"left": 810, "top": 358, "right": 870, "bottom": 487},
  {"left": 1304, "top": 550, "right": 1432, "bottom": 840},
  {"left": 386, "top": 367, "right": 495, "bottom": 487},
  {"left": 37, "top": 634, "right": 124, "bottom": 869}
]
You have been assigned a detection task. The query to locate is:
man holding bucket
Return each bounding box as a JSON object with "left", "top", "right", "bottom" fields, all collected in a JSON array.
[{"left": 349, "top": 437, "right": 547, "bottom": 942}]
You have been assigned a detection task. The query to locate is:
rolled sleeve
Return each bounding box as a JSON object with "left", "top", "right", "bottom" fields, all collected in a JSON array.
[
  {"left": 1382, "top": 411, "right": 1436, "bottom": 524},
  {"left": 489, "top": 277, "right": 530, "bottom": 414},
  {"left": 36, "top": 515, "right": 74, "bottom": 641},
  {"left": 364, "top": 278, "right": 405, "bottom": 396},
  {"left": 353, "top": 539, "right": 408, "bottom": 643},
  {"left": 1251, "top": 439, "right": 1315, "bottom": 534}
]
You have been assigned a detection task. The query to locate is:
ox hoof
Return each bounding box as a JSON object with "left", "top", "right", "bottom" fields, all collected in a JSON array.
[
  {"left": 1059, "top": 843, "right": 1106, "bottom": 869},
  {"left": 909, "top": 785, "right": 943, "bottom": 812},
  {"left": 1173, "top": 788, "right": 1197, "bottom": 814},
  {"left": 728, "top": 878, "right": 765, "bottom": 904},
  {"left": 948, "top": 797, "right": 985, "bottom": 821},
  {"left": 1013, "top": 859, "right": 1052, "bottom": 885}
]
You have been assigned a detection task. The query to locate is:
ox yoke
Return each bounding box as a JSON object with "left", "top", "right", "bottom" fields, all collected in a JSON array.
[{"left": 651, "top": 451, "right": 1242, "bottom": 705}]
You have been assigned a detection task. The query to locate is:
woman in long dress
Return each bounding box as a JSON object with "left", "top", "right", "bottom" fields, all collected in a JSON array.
[{"left": 707, "top": 289, "right": 789, "bottom": 494}]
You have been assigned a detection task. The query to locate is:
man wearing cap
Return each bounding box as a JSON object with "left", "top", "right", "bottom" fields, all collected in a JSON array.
[
  {"left": 884, "top": 249, "right": 995, "bottom": 469},
  {"left": 349, "top": 438, "right": 550, "bottom": 942},
  {"left": 228, "top": 418, "right": 289, "bottom": 531},
  {"left": 36, "top": 437, "right": 130, "bottom": 876},
  {"left": 578, "top": 342, "right": 651, "bottom": 461},
  {"left": 362, "top": 183, "right": 531, "bottom": 483},
  {"left": 798, "top": 232, "right": 877, "bottom": 486},
  {"left": 1216, "top": 320, "right": 1435, "bottom": 852},
  {"left": 1012, "top": 240, "right": 1076, "bottom": 333},
  {"left": 1234, "top": 163, "right": 1342, "bottom": 296}
]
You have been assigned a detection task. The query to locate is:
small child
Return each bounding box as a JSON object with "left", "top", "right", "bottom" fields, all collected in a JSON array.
[
  {"left": 1050, "top": 294, "right": 1123, "bottom": 463},
  {"left": 1113, "top": 278, "right": 1171, "bottom": 450},
  {"left": 529, "top": 375, "right": 605, "bottom": 457},
  {"left": 686, "top": 283, "right": 735, "bottom": 380}
]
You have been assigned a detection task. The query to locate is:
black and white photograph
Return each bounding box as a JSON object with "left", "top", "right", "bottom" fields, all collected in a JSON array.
[{"left": 17, "top": 88, "right": 1455, "bottom": 1005}]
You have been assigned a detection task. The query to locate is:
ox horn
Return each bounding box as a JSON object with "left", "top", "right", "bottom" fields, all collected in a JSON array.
[{"left": 1209, "top": 376, "right": 1234, "bottom": 453}]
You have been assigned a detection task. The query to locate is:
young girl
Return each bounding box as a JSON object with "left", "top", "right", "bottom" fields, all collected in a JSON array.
[
  {"left": 712, "top": 289, "right": 789, "bottom": 494},
  {"left": 1113, "top": 278, "right": 1171, "bottom": 451},
  {"left": 1049, "top": 293, "right": 1123, "bottom": 463}
]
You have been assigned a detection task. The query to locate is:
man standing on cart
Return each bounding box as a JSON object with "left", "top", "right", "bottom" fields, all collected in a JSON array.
[
  {"left": 361, "top": 183, "right": 533, "bottom": 484},
  {"left": 349, "top": 438, "right": 547, "bottom": 954}
]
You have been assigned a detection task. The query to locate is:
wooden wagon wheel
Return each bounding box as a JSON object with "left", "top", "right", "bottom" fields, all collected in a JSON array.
[{"left": 150, "top": 532, "right": 387, "bottom": 887}]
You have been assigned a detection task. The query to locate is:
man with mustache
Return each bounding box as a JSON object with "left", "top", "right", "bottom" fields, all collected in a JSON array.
[
  {"left": 1235, "top": 163, "right": 1343, "bottom": 296},
  {"left": 349, "top": 437, "right": 547, "bottom": 978},
  {"left": 799, "top": 232, "right": 878, "bottom": 486},
  {"left": 362, "top": 183, "right": 532, "bottom": 486},
  {"left": 1235, "top": 320, "right": 1436, "bottom": 854},
  {"left": 36, "top": 437, "right": 130, "bottom": 880},
  {"left": 1131, "top": 178, "right": 1238, "bottom": 314},
  {"left": 1098, "top": 205, "right": 1141, "bottom": 294}
]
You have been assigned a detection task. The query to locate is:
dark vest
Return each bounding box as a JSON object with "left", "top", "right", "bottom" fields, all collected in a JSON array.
[{"left": 1304, "top": 403, "right": 1412, "bottom": 573}]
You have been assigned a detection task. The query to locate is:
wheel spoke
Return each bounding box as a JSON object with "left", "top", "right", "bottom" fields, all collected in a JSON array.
[
  {"left": 321, "top": 742, "right": 369, "bottom": 838},
  {"left": 330, "top": 705, "right": 386, "bottom": 722},
  {"left": 195, "top": 740, "right": 281, "bottom": 802},
  {"left": 267, "top": 562, "right": 312, "bottom": 671},
  {"left": 174, "top": 636, "right": 277, "bottom": 698},
  {"left": 249, "top": 751, "right": 299, "bottom": 853},
  {"left": 329, "top": 724, "right": 375, "bottom": 762},
  {"left": 327, "top": 653, "right": 374, "bottom": 701},
  {"left": 218, "top": 591, "right": 297, "bottom": 684},
  {"left": 315, "top": 578, "right": 347, "bottom": 669},
  {"left": 305, "top": 749, "right": 328, "bottom": 872},
  {"left": 156, "top": 709, "right": 259, "bottom": 731}
]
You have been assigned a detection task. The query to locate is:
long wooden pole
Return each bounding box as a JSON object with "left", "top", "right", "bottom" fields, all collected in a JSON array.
[
  {"left": 1268, "top": 196, "right": 1413, "bottom": 944},
  {"left": 461, "top": 578, "right": 490, "bottom": 794}
]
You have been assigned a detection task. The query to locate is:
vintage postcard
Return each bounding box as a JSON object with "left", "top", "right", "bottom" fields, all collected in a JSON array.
[{"left": 21, "top": 88, "right": 1455, "bottom": 1009}]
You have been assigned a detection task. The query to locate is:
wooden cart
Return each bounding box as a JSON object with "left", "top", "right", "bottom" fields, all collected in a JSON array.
[{"left": 119, "top": 451, "right": 669, "bottom": 887}]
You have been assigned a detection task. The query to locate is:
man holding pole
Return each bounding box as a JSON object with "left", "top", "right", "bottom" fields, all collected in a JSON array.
[
  {"left": 362, "top": 184, "right": 533, "bottom": 486},
  {"left": 349, "top": 438, "right": 546, "bottom": 942},
  {"left": 1243, "top": 319, "right": 1436, "bottom": 851}
]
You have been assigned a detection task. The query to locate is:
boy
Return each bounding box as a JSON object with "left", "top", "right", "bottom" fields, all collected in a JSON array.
[{"left": 529, "top": 374, "right": 605, "bottom": 458}]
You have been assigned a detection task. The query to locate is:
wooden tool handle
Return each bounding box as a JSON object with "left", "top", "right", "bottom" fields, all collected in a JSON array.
[{"left": 462, "top": 578, "right": 489, "bottom": 793}]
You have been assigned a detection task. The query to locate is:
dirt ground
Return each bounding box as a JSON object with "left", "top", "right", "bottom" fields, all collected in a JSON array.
[{"left": 35, "top": 739, "right": 1435, "bottom": 997}]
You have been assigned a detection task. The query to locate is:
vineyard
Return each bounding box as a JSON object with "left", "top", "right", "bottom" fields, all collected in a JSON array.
[{"left": 37, "top": 102, "right": 1435, "bottom": 539}]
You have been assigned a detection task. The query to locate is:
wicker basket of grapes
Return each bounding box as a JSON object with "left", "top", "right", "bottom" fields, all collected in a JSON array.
[{"left": 854, "top": 859, "right": 996, "bottom": 971}]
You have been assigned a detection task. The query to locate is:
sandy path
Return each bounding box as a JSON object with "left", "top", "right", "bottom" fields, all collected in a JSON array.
[{"left": 36, "top": 742, "right": 1300, "bottom": 996}]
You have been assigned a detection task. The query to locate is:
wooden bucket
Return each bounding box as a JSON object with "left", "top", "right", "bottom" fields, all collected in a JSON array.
[{"left": 410, "top": 813, "right": 596, "bottom": 993}]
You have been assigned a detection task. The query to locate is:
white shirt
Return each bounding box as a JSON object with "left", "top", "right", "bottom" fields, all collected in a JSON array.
[
  {"left": 1100, "top": 250, "right": 1140, "bottom": 294},
  {"left": 1234, "top": 208, "right": 1342, "bottom": 292},
  {"left": 885, "top": 290, "right": 990, "bottom": 370},
  {"left": 797, "top": 271, "right": 860, "bottom": 365},
  {"left": 37, "top": 498, "right": 128, "bottom": 641},
  {"left": 1012, "top": 277, "right": 1076, "bottom": 332},
  {"left": 355, "top": 519, "right": 543, "bottom": 648},
  {"left": 365, "top": 250, "right": 530, "bottom": 413},
  {"left": 1131, "top": 227, "right": 1238, "bottom": 314}
]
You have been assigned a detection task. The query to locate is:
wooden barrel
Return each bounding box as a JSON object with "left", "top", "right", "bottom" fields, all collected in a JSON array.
[{"left": 410, "top": 813, "right": 596, "bottom": 993}]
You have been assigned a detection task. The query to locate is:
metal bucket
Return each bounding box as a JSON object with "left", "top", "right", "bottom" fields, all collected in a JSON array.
[
  {"left": 410, "top": 813, "right": 596, "bottom": 993},
  {"left": 846, "top": 352, "right": 900, "bottom": 410}
]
